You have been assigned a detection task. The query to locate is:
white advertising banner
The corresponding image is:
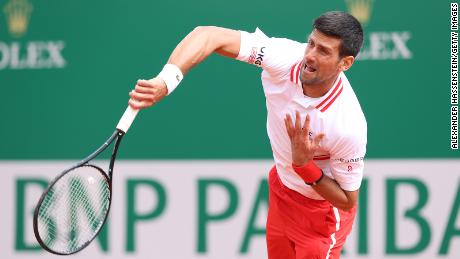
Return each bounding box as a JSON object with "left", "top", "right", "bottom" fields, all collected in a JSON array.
[{"left": 0, "top": 160, "right": 459, "bottom": 259}]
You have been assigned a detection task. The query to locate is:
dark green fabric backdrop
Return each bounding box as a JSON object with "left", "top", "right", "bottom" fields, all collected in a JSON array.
[{"left": 0, "top": 0, "right": 455, "bottom": 159}]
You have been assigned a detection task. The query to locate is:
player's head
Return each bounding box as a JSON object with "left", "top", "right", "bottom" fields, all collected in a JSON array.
[
  {"left": 300, "top": 11, "right": 364, "bottom": 87},
  {"left": 313, "top": 11, "right": 363, "bottom": 58}
]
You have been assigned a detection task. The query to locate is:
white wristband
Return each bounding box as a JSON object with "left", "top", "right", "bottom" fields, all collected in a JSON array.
[{"left": 157, "top": 64, "right": 184, "bottom": 95}]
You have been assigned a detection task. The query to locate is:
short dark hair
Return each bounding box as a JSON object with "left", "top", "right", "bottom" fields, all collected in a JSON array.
[{"left": 313, "top": 11, "right": 364, "bottom": 58}]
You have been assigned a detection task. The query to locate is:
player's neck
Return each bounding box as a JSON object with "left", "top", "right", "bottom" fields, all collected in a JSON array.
[{"left": 302, "top": 74, "right": 339, "bottom": 98}]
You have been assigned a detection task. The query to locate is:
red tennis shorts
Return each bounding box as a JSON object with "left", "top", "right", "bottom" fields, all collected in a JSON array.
[{"left": 267, "top": 166, "right": 356, "bottom": 259}]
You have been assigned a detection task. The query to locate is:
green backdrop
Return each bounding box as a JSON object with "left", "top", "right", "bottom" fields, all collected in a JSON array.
[{"left": 0, "top": 0, "right": 456, "bottom": 159}]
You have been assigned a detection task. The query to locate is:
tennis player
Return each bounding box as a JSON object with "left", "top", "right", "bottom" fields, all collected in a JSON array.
[{"left": 129, "top": 11, "right": 367, "bottom": 259}]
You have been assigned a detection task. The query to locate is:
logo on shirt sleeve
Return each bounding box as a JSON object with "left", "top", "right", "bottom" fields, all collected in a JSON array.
[
  {"left": 334, "top": 157, "right": 364, "bottom": 163},
  {"left": 248, "top": 46, "right": 265, "bottom": 67}
]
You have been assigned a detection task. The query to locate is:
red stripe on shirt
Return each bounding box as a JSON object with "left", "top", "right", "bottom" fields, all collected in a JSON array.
[
  {"left": 295, "top": 63, "right": 302, "bottom": 85},
  {"left": 315, "top": 78, "right": 342, "bottom": 109},
  {"left": 313, "top": 156, "right": 331, "bottom": 161},
  {"left": 320, "top": 85, "right": 343, "bottom": 112},
  {"left": 290, "top": 63, "right": 297, "bottom": 83}
]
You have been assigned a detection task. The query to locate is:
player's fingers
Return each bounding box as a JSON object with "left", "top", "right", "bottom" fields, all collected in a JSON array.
[
  {"left": 295, "top": 111, "right": 301, "bottom": 130},
  {"left": 129, "top": 96, "right": 156, "bottom": 109},
  {"left": 304, "top": 114, "right": 311, "bottom": 132},
  {"left": 138, "top": 78, "right": 167, "bottom": 90},
  {"left": 285, "top": 115, "right": 293, "bottom": 137},
  {"left": 128, "top": 98, "right": 145, "bottom": 109},
  {"left": 136, "top": 79, "right": 154, "bottom": 88},
  {"left": 299, "top": 114, "right": 308, "bottom": 137},
  {"left": 313, "top": 133, "right": 326, "bottom": 148},
  {"left": 134, "top": 84, "right": 154, "bottom": 93},
  {"left": 285, "top": 114, "right": 293, "bottom": 127},
  {"left": 129, "top": 90, "right": 154, "bottom": 102}
]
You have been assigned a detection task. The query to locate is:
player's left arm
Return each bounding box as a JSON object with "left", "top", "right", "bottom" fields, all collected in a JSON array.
[
  {"left": 285, "top": 112, "right": 365, "bottom": 211},
  {"left": 310, "top": 173, "right": 359, "bottom": 211}
]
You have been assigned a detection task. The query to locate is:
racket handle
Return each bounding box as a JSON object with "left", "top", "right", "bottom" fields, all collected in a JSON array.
[{"left": 116, "top": 106, "right": 139, "bottom": 133}]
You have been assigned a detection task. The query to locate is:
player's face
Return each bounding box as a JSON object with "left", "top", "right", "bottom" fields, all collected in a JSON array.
[{"left": 300, "top": 29, "right": 343, "bottom": 86}]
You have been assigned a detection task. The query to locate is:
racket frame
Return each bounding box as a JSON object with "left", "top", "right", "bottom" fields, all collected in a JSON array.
[{"left": 33, "top": 129, "right": 125, "bottom": 255}]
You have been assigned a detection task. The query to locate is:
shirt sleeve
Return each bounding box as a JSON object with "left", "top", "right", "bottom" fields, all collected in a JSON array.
[
  {"left": 236, "top": 28, "right": 305, "bottom": 79},
  {"left": 329, "top": 133, "right": 367, "bottom": 191}
]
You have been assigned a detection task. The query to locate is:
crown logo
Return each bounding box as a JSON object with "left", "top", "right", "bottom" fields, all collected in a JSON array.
[
  {"left": 3, "top": 0, "right": 33, "bottom": 38},
  {"left": 345, "top": 0, "right": 373, "bottom": 25}
]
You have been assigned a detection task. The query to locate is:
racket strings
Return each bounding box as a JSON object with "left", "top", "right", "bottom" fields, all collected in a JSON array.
[{"left": 36, "top": 166, "right": 110, "bottom": 254}]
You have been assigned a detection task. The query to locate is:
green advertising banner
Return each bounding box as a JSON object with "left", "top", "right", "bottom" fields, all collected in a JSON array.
[
  {"left": 1, "top": 160, "right": 460, "bottom": 258},
  {"left": 0, "top": 0, "right": 457, "bottom": 159}
]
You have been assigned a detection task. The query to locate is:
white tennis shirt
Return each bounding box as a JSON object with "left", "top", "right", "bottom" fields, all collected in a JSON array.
[{"left": 236, "top": 28, "right": 367, "bottom": 200}]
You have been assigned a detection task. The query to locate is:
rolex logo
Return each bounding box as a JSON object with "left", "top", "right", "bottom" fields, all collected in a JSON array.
[
  {"left": 345, "top": 0, "right": 373, "bottom": 25},
  {"left": 3, "top": 0, "right": 33, "bottom": 38}
]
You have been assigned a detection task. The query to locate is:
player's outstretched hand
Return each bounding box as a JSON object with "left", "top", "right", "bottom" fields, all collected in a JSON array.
[
  {"left": 284, "top": 111, "right": 325, "bottom": 166},
  {"left": 128, "top": 78, "right": 168, "bottom": 109}
]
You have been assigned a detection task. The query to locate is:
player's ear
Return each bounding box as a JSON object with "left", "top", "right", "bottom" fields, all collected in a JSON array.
[{"left": 339, "top": 56, "right": 355, "bottom": 72}]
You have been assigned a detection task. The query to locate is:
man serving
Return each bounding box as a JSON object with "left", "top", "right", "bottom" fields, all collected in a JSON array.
[{"left": 128, "top": 11, "right": 367, "bottom": 259}]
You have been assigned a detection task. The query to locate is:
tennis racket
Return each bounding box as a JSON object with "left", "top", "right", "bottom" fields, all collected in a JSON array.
[{"left": 33, "top": 106, "right": 138, "bottom": 255}]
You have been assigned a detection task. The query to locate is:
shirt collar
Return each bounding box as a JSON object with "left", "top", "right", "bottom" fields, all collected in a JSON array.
[{"left": 292, "top": 73, "right": 344, "bottom": 112}]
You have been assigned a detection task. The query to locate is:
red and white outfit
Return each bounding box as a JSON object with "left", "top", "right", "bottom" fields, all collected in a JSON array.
[{"left": 236, "top": 28, "right": 367, "bottom": 258}]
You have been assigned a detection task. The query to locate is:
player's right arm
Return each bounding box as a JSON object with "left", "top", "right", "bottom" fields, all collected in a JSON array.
[
  {"left": 129, "top": 26, "right": 241, "bottom": 109},
  {"left": 129, "top": 26, "right": 303, "bottom": 109},
  {"left": 169, "top": 26, "right": 241, "bottom": 72}
]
